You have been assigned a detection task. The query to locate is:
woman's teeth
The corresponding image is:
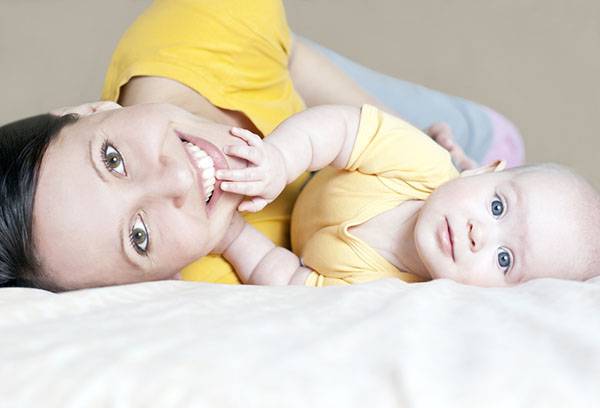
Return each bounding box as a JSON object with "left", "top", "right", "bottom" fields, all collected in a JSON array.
[{"left": 182, "top": 141, "right": 215, "bottom": 203}]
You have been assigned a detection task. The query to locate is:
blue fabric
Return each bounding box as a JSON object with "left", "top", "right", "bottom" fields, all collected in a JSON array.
[{"left": 303, "top": 37, "right": 493, "bottom": 163}]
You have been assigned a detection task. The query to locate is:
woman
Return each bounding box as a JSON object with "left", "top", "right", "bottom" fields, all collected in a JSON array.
[{"left": 0, "top": 0, "right": 523, "bottom": 290}]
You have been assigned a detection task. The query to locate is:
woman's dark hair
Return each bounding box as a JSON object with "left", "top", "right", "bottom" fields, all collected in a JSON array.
[{"left": 0, "top": 113, "right": 78, "bottom": 289}]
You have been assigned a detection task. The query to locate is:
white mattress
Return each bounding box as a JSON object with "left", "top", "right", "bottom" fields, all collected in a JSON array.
[{"left": 1, "top": 277, "right": 599, "bottom": 407}]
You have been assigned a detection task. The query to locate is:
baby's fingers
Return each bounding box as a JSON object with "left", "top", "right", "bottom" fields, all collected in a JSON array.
[
  {"left": 230, "top": 127, "right": 262, "bottom": 147},
  {"left": 225, "top": 145, "right": 263, "bottom": 165},
  {"left": 427, "top": 123, "right": 455, "bottom": 150},
  {"left": 460, "top": 157, "right": 478, "bottom": 170},
  {"left": 216, "top": 168, "right": 264, "bottom": 182},
  {"left": 445, "top": 144, "right": 477, "bottom": 171},
  {"left": 238, "top": 197, "right": 268, "bottom": 213},
  {"left": 220, "top": 181, "right": 265, "bottom": 196}
]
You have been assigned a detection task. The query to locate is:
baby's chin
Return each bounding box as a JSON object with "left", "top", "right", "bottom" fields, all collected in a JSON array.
[
  {"left": 425, "top": 265, "right": 449, "bottom": 281},
  {"left": 413, "top": 225, "right": 443, "bottom": 280},
  {"left": 417, "top": 245, "right": 454, "bottom": 281}
]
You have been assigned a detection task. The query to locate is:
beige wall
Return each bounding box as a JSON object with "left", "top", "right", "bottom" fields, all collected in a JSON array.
[
  {"left": 0, "top": 0, "right": 149, "bottom": 119},
  {"left": 2, "top": 0, "right": 599, "bottom": 186}
]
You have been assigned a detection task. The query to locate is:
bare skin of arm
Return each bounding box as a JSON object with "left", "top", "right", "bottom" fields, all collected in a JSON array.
[
  {"left": 216, "top": 213, "right": 311, "bottom": 285},
  {"left": 288, "top": 37, "right": 385, "bottom": 109}
]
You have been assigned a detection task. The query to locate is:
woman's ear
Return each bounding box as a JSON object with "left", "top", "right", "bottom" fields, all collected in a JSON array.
[
  {"left": 50, "top": 101, "right": 122, "bottom": 117},
  {"left": 460, "top": 160, "right": 506, "bottom": 178}
]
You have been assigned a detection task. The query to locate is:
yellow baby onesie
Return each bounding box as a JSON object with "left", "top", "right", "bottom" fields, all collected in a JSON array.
[{"left": 291, "top": 105, "right": 459, "bottom": 286}]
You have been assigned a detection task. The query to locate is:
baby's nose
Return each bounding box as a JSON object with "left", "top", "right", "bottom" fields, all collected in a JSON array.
[{"left": 468, "top": 220, "right": 486, "bottom": 251}]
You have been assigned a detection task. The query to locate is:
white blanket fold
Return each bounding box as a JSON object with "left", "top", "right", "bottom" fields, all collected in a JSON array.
[{"left": 1, "top": 278, "right": 599, "bottom": 407}]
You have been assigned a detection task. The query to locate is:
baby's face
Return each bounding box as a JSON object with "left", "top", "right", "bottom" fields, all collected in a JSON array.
[{"left": 414, "top": 167, "right": 594, "bottom": 286}]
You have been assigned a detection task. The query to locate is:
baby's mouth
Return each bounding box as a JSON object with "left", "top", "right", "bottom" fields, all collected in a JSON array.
[
  {"left": 446, "top": 218, "right": 455, "bottom": 261},
  {"left": 438, "top": 217, "right": 455, "bottom": 262}
]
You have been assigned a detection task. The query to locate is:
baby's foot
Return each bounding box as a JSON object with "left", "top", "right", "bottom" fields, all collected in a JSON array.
[{"left": 427, "top": 122, "right": 477, "bottom": 171}]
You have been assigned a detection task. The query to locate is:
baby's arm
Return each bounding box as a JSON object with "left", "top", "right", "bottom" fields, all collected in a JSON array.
[
  {"left": 216, "top": 105, "right": 360, "bottom": 211},
  {"left": 218, "top": 214, "right": 311, "bottom": 285}
]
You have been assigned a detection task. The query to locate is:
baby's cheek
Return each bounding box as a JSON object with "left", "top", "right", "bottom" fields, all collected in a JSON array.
[
  {"left": 462, "top": 264, "right": 506, "bottom": 287},
  {"left": 430, "top": 262, "right": 456, "bottom": 281}
]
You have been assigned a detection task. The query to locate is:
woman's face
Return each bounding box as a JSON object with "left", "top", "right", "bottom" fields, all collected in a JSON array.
[{"left": 33, "top": 103, "right": 247, "bottom": 290}]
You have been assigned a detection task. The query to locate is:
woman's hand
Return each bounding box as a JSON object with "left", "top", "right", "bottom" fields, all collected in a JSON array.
[
  {"left": 426, "top": 122, "right": 477, "bottom": 171},
  {"left": 216, "top": 127, "right": 287, "bottom": 212}
]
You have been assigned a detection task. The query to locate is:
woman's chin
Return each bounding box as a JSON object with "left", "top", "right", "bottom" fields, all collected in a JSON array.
[{"left": 205, "top": 192, "right": 243, "bottom": 248}]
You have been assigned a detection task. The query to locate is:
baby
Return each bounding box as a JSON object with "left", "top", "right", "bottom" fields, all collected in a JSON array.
[{"left": 215, "top": 105, "right": 600, "bottom": 287}]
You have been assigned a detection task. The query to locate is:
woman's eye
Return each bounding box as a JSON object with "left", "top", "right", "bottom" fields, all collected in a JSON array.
[
  {"left": 130, "top": 215, "right": 149, "bottom": 255},
  {"left": 497, "top": 247, "right": 512, "bottom": 274},
  {"left": 102, "top": 142, "right": 127, "bottom": 176},
  {"left": 491, "top": 196, "right": 504, "bottom": 217}
]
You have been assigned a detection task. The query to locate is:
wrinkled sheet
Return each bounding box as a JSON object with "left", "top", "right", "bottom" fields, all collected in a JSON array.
[{"left": 1, "top": 277, "right": 599, "bottom": 407}]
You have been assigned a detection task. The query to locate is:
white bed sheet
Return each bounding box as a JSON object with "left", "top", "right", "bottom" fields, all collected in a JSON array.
[{"left": 1, "top": 277, "right": 599, "bottom": 407}]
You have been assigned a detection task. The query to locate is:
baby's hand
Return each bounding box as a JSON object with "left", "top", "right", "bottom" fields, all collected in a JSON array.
[
  {"left": 427, "top": 122, "right": 477, "bottom": 171},
  {"left": 216, "top": 127, "right": 287, "bottom": 212}
]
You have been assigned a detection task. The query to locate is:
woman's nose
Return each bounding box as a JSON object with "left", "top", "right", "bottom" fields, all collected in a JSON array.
[
  {"left": 468, "top": 220, "right": 486, "bottom": 251},
  {"left": 150, "top": 155, "right": 194, "bottom": 207}
]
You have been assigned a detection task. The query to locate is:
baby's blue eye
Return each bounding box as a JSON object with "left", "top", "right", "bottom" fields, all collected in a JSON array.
[
  {"left": 491, "top": 198, "right": 504, "bottom": 217},
  {"left": 497, "top": 248, "right": 512, "bottom": 273}
]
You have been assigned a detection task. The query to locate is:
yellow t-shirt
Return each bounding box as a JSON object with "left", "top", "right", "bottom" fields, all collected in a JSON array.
[
  {"left": 102, "top": 0, "right": 306, "bottom": 284},
  {"left": 291, "top": 105, "right": 459, "bottom": 287}
]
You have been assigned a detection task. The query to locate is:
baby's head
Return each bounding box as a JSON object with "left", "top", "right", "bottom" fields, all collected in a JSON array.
[{"left": 414, "top": 161, "right": 600, "bottom": 286}]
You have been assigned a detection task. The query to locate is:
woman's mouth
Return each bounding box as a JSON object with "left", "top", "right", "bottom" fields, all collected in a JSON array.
[
  {"left": 177, "top": 130, "right": 229, "bottom": 215},
  {"left": 438, "top": 217, "right": 455, "bottom": 261},
  {"left": 182, "top": 140, "right": 216, "bottom": 203}
]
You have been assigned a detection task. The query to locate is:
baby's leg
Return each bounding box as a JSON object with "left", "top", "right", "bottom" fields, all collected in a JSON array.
[{"left": 302, "top": 37, "right": 525, "bottom": 167}]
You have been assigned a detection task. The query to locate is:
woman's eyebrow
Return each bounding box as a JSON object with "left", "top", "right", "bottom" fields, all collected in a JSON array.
[
  {"left": 119, "top": 218, "right": 143, "bottom": 271},
  {"left": 88, "top": 139, "right": 108, "bottom": 184}
]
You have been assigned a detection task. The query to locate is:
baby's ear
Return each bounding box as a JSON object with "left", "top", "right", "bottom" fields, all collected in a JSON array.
[
  {"left": 50, "top": 101, "right": 122, "bottom": 117},
  {"left": 460, "top": 160, "right": 506, "bottom": 178}
]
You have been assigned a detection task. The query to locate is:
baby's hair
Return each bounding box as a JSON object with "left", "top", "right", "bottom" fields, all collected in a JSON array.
[
  {"left": 509, "top": 162, "right": 585, "bottom": 177},
  {"left": 510, "top": 162, "right": 600, "bottom": 280}
]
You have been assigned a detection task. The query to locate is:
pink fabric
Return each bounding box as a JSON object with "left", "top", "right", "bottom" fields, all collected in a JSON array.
[{"left": 481, "top": 107, "right": 525, "bottom": 168}]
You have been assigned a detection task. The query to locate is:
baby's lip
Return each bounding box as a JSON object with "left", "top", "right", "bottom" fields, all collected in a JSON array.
[
  {"left": 437, "top": 217, "right": 455, "bottom": 262},
  {"left": 447, "top": 218, "right": 455, "bottom": 261}
]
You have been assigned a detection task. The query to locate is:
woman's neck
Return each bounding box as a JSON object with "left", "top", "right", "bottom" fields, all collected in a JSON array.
[{"left": 119, "top": 76, "right": 261, "bottom": 134}]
